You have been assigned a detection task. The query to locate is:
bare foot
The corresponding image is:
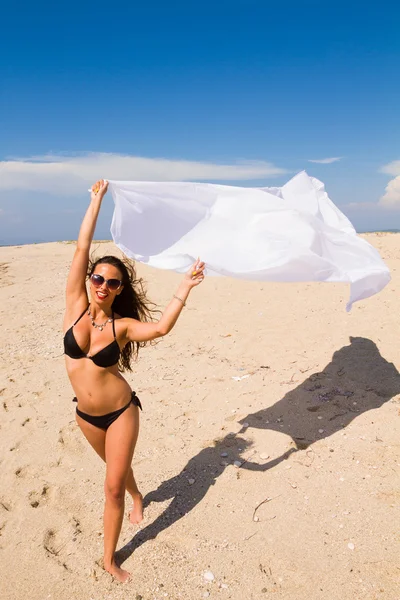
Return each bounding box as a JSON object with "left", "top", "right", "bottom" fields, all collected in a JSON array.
[
  {"left": 104, "top": 561, "right": 131, "bottom": 583},
  {"left": 129, "top": 492, "right": 143, "bottom": 524}
]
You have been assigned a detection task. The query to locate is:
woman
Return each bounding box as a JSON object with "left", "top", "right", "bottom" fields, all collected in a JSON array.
[{"left": 63, "top": 179, "right": 205, "bottom": 582}]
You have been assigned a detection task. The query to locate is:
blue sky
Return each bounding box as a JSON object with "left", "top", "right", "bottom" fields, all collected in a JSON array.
[{"left": 1, "top": 0, "right": 399, "bottom": 245}]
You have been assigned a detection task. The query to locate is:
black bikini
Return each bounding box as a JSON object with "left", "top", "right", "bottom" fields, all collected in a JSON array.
[
  {"left": 64, "top": 306, "right": 142, "bottom": 429},
  {"left": 73, "top": 391, "right": 142, "bottom": 430},
  {"left": 64, "top": 305, "right": 120, "bottom": 368}
]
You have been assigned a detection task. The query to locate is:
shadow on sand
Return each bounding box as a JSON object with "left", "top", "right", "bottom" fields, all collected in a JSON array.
[{"left": 116, "top": 336, "right": 400, "bottom": 564}]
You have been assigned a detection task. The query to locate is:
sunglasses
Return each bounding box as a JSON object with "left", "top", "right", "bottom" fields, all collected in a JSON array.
[{"left": 90, "top": 273, "right": 123, "bottom": 291}]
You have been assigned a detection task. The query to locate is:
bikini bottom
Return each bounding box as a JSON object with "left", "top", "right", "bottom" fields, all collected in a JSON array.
[{"left": 73, "top": 390, "right": 142, "bottom": 430}]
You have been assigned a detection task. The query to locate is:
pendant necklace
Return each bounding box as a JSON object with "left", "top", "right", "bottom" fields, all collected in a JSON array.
[{"left": 87, "top": 306, "right": 112, "bottom": 332}]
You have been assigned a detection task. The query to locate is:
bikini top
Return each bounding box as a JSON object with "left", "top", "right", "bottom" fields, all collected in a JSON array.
[{"left": 63, "top": 306, "right": 121, "bottom": 368}]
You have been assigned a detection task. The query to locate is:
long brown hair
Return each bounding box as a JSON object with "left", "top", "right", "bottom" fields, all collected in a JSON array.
[{"left": 88, "top": 255, "right": 159, "bottom": 371}]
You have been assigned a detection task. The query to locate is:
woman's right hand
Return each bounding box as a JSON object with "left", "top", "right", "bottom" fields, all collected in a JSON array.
[{"left": 91, "top": 179, "right": 109, "bottom": 202}]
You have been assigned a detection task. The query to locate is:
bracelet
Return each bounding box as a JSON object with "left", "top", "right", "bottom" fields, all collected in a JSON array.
[{"left": 173, "top": 295, "right": 186, "bottom": 306}]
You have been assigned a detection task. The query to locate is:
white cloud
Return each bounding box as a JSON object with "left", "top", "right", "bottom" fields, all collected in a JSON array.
[
  {"left": 380, "top": 160, "right": 400, "bottom": 177},
  {"left": 378, "top": 160, "right": 400, "bottom": 209},
  {"left": 379, "top": 176, "right": 400, "bottom": 208},
  {"left": 308, "top": 157, "right": 342, "bottom": 164},
  {"left": 0, "top": 152, "right": 287, "bottom": 196}
]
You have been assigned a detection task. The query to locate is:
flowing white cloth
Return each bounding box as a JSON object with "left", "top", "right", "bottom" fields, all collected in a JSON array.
[{"left": 107, "top": 171, "right": 390, "bottom": 310}]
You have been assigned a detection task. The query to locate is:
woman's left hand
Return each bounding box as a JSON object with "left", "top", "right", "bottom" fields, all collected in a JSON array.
[{"left": 184, "top": 259, "right": 206, "bottom": 288}]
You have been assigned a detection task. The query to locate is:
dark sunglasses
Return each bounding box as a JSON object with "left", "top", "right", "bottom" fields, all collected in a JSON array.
[{"left": 90, "top": 273, "right": 123, "bottom": 291}]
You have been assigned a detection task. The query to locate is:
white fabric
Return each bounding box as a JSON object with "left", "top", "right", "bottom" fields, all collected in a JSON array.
[{"left": 107, "top": 171, "right": 390, "bottom": 310}]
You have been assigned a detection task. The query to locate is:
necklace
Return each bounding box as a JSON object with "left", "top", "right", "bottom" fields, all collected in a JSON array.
[{"left": 87, "top": 306, "right": 112, "bottom": 331}]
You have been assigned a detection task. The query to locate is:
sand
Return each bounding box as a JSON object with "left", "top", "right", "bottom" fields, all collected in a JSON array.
[{"left": 0, "top": 234, "right": 399, "bottom": 600}]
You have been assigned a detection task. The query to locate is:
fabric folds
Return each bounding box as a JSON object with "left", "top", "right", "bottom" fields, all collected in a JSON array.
[{"left": 107, "top": 171, "right": 390, "bottom": 310}]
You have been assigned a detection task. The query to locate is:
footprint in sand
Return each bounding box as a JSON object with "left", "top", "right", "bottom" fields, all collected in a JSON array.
[
  {"left": 0, "top": 263, "right": 13, "bottom": 287},
  {"left": 0, "top": 501, "right": 12, "bottom": 539},
  {"left": 42, "top": 528, "right": 70, "bottom": 572},
  {"left": 57, "top": 422, "right": 85, "bottom": 454},
  {"left": 28, "top": 484, "right": 51, "bottom": 508},
  {"left": 0, "top": 388, "right": 9, "bottom": 414},
  {"left": 43, "top": 516, "right": 83, "bottom": 573},
  {"left": 43, "top": 528, "right": 58, "bottom": 555},
  {"left": 15, "top": 466, "right": 27, "bottom": 478}
]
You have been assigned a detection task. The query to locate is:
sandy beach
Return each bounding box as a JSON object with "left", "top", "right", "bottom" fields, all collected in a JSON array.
[{"left": 1, "top": 234, "right": 399, "bottom": 600}]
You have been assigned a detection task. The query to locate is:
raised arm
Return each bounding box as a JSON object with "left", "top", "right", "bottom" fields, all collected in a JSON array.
[
  {"left": 65, "top": 179, "right": 108, "bottom": 316},
  {"left": 125, "top": 260, "right": 205, "bottom": 342}
]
